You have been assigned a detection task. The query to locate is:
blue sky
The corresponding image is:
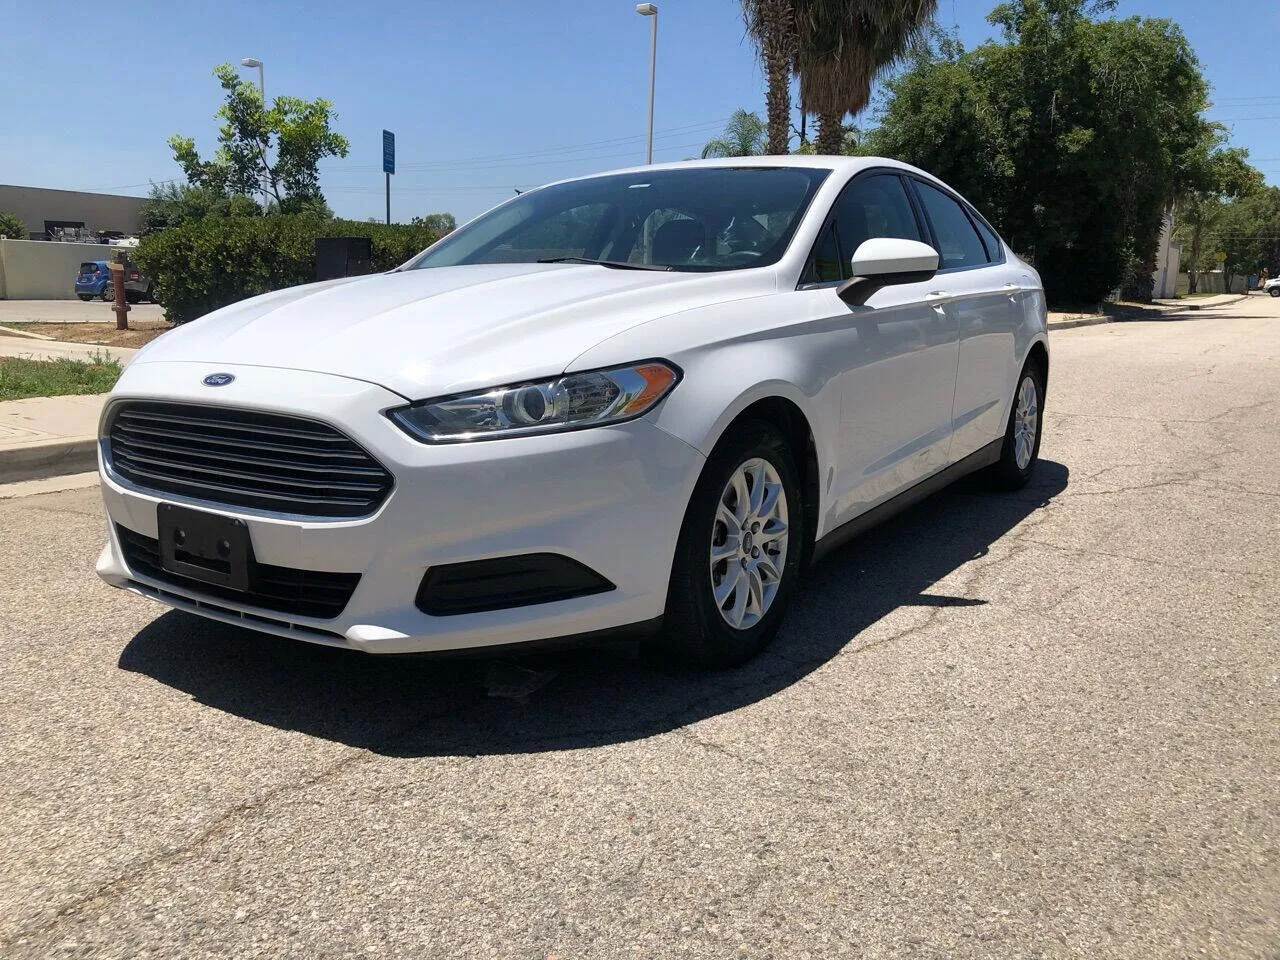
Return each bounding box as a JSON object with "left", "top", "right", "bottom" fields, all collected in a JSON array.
[{"left": 2, "top": 0, "right": 1277, "bottom": 224}]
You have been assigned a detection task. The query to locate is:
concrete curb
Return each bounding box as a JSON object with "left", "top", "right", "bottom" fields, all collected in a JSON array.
[
  {"left": 0, "top": 436, "right": 99, "bottom": 484},
  {"left": 1048, "top": 315, "right": 1111, "bottom": 331},
  {"left": 0, "top": 324, "right": 55, "bottom": 340},
  {"left": 1048, "top": 293, "right": 1252, "bottom": 333}
]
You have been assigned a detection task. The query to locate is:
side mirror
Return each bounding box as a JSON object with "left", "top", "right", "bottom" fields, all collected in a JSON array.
[{"left": 837, "top": 237, "right": 939, "bottom": 306}]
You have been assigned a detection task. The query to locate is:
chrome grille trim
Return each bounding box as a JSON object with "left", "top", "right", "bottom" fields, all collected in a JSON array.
[{"left": 106, "top": 401, "right": 394, "bottom": 518}]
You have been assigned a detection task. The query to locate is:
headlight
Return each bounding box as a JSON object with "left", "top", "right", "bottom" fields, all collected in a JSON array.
[{"left": 387, "top": 361, "right": 681, "bottom": 443}]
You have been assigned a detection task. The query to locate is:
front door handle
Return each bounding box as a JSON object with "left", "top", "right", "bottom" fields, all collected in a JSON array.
[{"left": 925, "top": 290, "right": 950, "bottom": 302}]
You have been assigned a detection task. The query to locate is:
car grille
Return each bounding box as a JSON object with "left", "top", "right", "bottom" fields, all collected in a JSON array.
[
  {"left": 106, "top": 401, "right": 393, "bottom": 518},
  {"left": 116, "top": 525, "right": 360, "bottom": 620}
]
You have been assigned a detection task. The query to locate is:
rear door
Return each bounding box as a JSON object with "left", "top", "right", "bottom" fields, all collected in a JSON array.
[{"left": 908, "top": 178, "right": 1018, "bottom": 461}]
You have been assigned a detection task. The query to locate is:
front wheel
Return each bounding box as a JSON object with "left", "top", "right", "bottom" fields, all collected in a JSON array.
[
  {"left": 990, "top": 361, "right": 1045, "bottom": 490},
  {"left": 658, "top": 420, "right": 803, "bottom": 668},
  {"left": 1268, "top": 287, "right": 1280, "bottom": 298}
]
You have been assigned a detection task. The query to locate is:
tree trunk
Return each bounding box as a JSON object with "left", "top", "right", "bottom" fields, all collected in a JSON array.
[
  {"left": 758, "top": 0, "right": 793, "bottom": 154},
  {"left": 816, "top": 111, "right": 844, "bottom": 154},
  {"left": 1188, "top": 221, "right": 1201, "bottom": 294}
]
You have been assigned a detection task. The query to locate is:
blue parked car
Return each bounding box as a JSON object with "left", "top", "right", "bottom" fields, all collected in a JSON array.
[
  {"left": 74, "top": 259, "right": 155, "bottom": 303},
  {"left": 75, "top": 260, "right": 113, "bottom": 301}
]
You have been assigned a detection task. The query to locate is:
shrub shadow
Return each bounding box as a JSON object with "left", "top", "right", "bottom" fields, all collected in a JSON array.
[{"left": 119, "top": 461, "right": 1069, "bottom": 757}]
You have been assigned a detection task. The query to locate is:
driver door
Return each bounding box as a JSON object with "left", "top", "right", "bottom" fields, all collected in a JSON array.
[{"left": 794, "top": 172, "right": 959, "bottom": 527}]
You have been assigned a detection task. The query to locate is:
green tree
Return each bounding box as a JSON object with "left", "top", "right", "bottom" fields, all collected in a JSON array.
[
  {"left": 1172, "top": 144, "right": 1260, "bottom": 293},
  {"left": 0, "top": 211, "right": 24, "bottom": 240},
  {"left": 702, "top": 110, "right": 769, "bottom": 157},
  {"left": 411, "top": 212, "right": 457, "bottom": 234},
  {"left": 168, "top": 63, "right": 350, "bottom": 213},
  {"left": 741, "top": 0, "right": 797, "bottom": 153},
  {"left": 1211, "top": 186, "right": 1280, "bottom": 287},
  {"left": 864, "top": 0, "right": 1218, "bottom": 303},
  {"left": 793, "top": 0, "right": 937, "bottom": 154},
  {"left": 140, "top": 181, "right": 263, "bottom": 233}
]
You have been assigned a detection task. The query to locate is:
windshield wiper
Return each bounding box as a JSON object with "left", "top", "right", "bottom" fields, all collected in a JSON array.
[{"left": 537, "top": 256, "right": 672, "bottom": 271}]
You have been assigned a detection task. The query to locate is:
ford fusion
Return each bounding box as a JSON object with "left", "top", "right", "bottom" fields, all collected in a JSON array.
[{"left": 96, "top": 157, "right": 1048, "bottom": 667}]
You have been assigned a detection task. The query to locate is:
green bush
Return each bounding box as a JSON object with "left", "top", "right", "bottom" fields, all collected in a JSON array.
[
  {"left": 136, "top": 215, "right": 447, "bottom": 324},
  {"left": 0, "top": 210, "right": 25, "bottom": 240}
]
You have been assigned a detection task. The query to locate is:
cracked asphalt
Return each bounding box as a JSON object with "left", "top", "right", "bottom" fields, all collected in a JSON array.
[{"left": 2, "top": 295, "right": 1278, "bottom": 958}]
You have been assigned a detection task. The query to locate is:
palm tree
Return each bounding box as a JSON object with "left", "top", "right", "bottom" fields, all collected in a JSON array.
[
  {"left": 741, "top": 0, "right": 797, "bottom": 154},
  {"left": 701, "top": 110, "right": 769, "bottom": 158},
  {"left": 793, "top": 0, "right": 938, "bottom": 154}
]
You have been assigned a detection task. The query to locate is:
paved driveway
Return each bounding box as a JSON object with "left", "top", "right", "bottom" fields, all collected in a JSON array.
[{"left": 1, "top": 296, "right": 1277, "bottom": 958}]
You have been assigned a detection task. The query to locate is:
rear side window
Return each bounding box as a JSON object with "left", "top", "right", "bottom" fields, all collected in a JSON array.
[
  {"left": 914, "top": 181, "right": 988, "bottom": 270},
  {"left": 972, "top": 214, "right": 1004, "bottom": 262}
]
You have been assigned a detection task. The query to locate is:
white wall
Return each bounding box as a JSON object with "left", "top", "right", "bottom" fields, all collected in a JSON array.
[{"left": 0, "top": 239, "right": 123, "bottom": 299}]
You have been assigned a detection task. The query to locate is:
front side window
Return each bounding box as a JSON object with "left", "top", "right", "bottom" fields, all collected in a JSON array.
[
  {"left": 835, "top": 174, "right": 923, "bottom": 257},
  {"left": 914, "top": 181, "right": 989, "bottom": 270},
  {"left": 803, "top": 173, "right": 922, "bottom": 284},
  {"left": 409, "top": 167, "right": 830, "bottom": 273}
]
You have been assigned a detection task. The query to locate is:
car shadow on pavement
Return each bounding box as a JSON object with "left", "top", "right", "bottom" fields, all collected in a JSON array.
[{"left": 118, "top": 460, "right": 1069, "bottom": 757}]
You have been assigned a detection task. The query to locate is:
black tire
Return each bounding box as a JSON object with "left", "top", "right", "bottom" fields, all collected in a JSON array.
[
  {"left": 990, "top": 358, "right": 1045, "bottom": 490},
  {"left": 100, "top": 287, "right": 114, "bottom": 302},
  {"left": 657, "top": 420, "right": 804, "bottom": 668},
  {"left": 1268, "top": 287, "right": 1279, "bottom": 298}
]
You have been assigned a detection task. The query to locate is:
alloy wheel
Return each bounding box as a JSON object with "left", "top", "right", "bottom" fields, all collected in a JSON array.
[
  {"left": 1014, "top": 375, "right": 1039, "bottom": 470},
  {"left": 709, "top": 457, "right": 789, "bottom": 630}
]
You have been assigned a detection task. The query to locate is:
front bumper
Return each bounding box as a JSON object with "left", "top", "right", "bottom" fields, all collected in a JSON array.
[{"left": 96, "top": 361, "right": 705, "bottom": 654}]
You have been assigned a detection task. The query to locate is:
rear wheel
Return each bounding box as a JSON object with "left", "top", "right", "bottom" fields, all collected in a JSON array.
[
  {"left": 990, "top": 360, "right": 1045, "bottom": 490},
  {"left": 99, "top": 287, "right": 114, "bottom": 302},
  {"left": 1269, "top": 286, "right": 1280, "bottom": 298},
  {"left": 659, "top": 420, "right": 802, "bottom": 668}
]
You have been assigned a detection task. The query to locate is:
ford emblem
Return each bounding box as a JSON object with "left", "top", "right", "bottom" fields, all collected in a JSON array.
[{"left": 202, "top": 373, "right": 235, "bottom": 387}]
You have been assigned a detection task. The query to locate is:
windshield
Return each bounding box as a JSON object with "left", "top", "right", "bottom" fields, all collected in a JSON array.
[{"left": 408, "top": 166, "right": 830, "bottom": 273}]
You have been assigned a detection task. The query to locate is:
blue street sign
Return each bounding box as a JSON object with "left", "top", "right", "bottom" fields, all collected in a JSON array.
[{"left": 382, "top": 130, "right": 395, "bottom": 175}]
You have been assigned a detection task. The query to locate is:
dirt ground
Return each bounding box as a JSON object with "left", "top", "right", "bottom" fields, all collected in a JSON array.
[{"left": 2, "top": 321, "right": 170, "bottom": 350}]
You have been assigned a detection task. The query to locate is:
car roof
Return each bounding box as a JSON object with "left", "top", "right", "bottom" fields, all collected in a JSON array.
[{"left": 540, "top": 155, "right": 929, "bottom": 190}]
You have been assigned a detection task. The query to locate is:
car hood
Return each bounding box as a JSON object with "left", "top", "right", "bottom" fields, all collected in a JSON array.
[{"left": 134, "top": 264, "right": 776, "bottom": 399}]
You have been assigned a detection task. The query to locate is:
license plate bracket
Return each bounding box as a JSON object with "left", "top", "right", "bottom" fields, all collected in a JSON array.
[{"left": 157, "top": 503, "right": 252, "bottom": 591}]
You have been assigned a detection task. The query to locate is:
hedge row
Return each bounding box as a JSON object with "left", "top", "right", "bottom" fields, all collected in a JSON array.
[{"left": 136, "top": 216, "right": 447, "bottom": 324}]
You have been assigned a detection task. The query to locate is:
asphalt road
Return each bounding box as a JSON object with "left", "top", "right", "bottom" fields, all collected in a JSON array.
[{"left": 2, "top": 296, "right": 1277, "bottom": 958}]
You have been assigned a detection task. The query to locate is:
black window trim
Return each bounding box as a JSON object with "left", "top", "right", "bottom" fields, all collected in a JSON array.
[
  {"left": 796, "top": 166, "right": 930, "bottom": 291},
  {"left": 903, "top": 175, "right": 1006, "bottom": 274}
]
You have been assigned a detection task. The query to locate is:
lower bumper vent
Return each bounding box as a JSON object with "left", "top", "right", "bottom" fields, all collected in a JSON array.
[{"left": 417, "top": 553, "right": 615, "bottom": 616}]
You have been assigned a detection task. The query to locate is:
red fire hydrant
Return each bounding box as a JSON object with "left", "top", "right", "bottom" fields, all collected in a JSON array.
[{"left": 108, "top": 258, "right": 130, "bottom": 331}]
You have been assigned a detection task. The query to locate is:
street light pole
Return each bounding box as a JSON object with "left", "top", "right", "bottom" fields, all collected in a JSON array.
[
  {"left": 240, "top": 57, "right": 267, "bottom": 208},
  {"left": 636, "top": 4, "right": 657, "bottom": 164}
]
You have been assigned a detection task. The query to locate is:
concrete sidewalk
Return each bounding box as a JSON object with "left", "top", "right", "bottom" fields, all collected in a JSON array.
[
  {"left": 0, "top": 393, "right": 105, "bottom": 483},
  {"left": 0, "top": 299, "right": 165, "bottom": 325},
  {"left": 0, "top": 334, "right": 137, "bottom": 363}
]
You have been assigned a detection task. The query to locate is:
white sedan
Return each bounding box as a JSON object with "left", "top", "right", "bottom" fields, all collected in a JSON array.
[{"left": 96, "top": 157, "right": 1048, "bottom": 667}]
